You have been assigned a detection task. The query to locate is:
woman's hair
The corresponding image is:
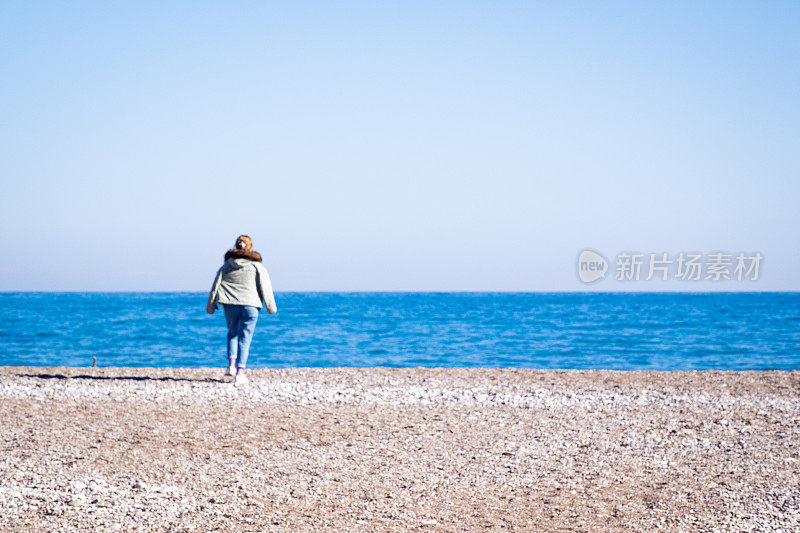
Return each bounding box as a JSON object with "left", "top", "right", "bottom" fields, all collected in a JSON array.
[
  {"left": 235, "top": 235, "right": 253, "bottom": 251},
  {"left": 224, "top": 234, "right": 261, "bottom": 262}
]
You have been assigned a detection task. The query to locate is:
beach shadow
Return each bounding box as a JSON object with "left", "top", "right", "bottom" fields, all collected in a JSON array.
[{"left": 16, "top": 373, "right": 227, "bottom": 384}]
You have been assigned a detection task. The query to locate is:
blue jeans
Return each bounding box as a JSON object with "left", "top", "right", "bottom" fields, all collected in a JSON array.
[{"left": 222, "top": 304, "right": 259, "bottom": 369}]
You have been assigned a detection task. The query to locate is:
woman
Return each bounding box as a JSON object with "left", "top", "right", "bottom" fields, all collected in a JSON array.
[{"left": 206, "top": 235, "right": 277, "bottom": 386}]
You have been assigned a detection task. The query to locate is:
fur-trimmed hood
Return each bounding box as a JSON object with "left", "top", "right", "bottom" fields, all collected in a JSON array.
[{"left": 224, "top": 248, "right": 262, "bottom": 262}]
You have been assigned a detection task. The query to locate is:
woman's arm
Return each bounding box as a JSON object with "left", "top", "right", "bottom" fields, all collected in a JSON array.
[
  {"left": 255, "top": 263, "right": 278, "bottom": 314},
  {"left": 206, "top": 267, "right": 223, "bottom": 314}
]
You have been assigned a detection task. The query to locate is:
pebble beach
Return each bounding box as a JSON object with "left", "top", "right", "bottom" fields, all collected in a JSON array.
[{"left": 1, "top": 366, "right": 798, "bottom": 531}]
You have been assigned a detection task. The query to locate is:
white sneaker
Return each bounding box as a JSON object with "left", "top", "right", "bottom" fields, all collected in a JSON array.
[
  {"left": 234, "top": 372, "right": 249, "bottom": 386},
  {"left": 224, "top": 365, "right": 236, "bottom": 377}
]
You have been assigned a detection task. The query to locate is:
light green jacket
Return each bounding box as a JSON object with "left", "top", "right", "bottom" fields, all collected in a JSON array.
[{"left": 206, "top": 258, "right": 277, "bottom": 314}]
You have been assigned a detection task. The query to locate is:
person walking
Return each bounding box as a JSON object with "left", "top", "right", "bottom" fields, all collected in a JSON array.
[{"left": 206, "top": 235, "right": 277, "bottom": 386}]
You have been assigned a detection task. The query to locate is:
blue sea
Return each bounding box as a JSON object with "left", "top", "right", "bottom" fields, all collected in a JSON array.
[{"left": 0, "top": 292, "right": 798, "bottom": 370}]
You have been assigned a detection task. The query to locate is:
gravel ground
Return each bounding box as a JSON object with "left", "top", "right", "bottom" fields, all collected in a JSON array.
[{"left": 0, "top": 366, "right": 798, "bottom": 532}]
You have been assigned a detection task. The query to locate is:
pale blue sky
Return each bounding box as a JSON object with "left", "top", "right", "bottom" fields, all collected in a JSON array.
[{"left": 1, "top": 1, "right": 798, "bottom": 291}]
